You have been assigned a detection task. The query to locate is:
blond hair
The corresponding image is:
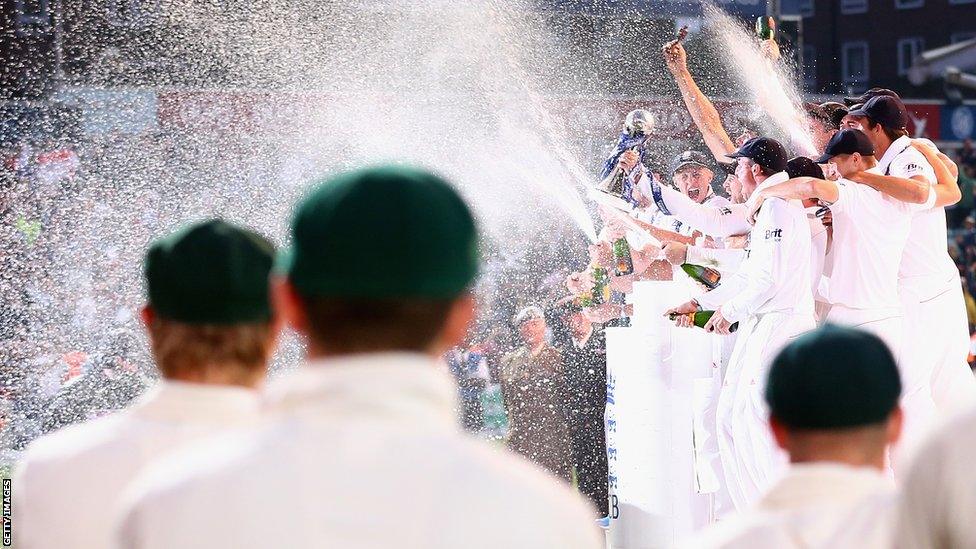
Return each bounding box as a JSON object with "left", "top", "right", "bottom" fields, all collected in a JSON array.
[{"left": 147, "top": 318, "right": 273, "bottom": 382}]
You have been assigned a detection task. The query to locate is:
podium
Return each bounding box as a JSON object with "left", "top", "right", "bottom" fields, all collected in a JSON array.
[{"left": 605, "top": 279, "right": 718, "bottom": 548}]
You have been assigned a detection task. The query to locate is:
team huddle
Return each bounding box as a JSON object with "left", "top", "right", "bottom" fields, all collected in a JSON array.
[{"left": 561, "top": 37, "right": 976, "bottom": 546}]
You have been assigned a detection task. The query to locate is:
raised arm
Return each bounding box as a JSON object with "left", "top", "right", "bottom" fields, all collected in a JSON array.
[
  {"left": 650, "top": 177, "right": 752, "bottom": 237},
  {"left": 663, "top": 40, "right": 737, "bottom": 163}
]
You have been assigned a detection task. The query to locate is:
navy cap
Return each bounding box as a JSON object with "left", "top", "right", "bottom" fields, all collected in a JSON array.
[
  {"left": 765, "top": 324, "right": 902, "bottom": 430},
  {"left": 671, "top": 150, "right": 714, "bottom": 176},
  {"left": 843, "top": 87, "right": 901, "bottom": 107},
  {"left": 847, "top": 96, "right": 909, "bottom": 130},
  {"left": 726, "top": 136, "right": 788, "bottom": 173},
  {"left": 785, "top": 156, "right": 825, "bottom": 179},
  {"left": 815, "top": 129, "right": 876, "bottom": 163}
]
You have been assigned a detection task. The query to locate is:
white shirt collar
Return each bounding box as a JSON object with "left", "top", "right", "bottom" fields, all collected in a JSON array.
[
  {"left": 877, "top": 135, "right": 913, "bottom": 174},
  {"left": 129, "top": 379, "right": 259, "bottom": 423},
  {"left": 262, "top": 352, "right": 460, "bottom": 432},
  {"left": 758, "top": 462, "right": 893, "bottom": 511}
]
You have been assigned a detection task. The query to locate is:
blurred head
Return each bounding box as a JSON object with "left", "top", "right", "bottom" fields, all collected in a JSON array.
[
  {"left": 805, "top": 102, "right": 847, "bottom": 151},
  {"left": 274, "top": 166, "right": 479, "bottom": 358},
  {"left": 514, "top": 306, "right": 547, "bottom": 348},
  {"left": 142, "top": 219, "right": 280, "bottom": 387},
  {"left": 766, "top": 324, "right": 903, "bottom": 469}
]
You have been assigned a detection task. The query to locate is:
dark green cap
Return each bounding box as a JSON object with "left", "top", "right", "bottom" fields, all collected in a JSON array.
[
  {"left": 765, "top": 324, "right": 902, "bottom": 430},
  {"left": 144, "top": 219, "right": 276, "bottom": 324},
  {"left": 279, "top": 165, "right": 478, "bottom": 299}
]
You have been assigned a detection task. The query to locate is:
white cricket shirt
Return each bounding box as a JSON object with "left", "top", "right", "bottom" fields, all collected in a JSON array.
[
  {"left": 696, "top": 172, "right": 814, "bottom": 322},
  {"left": 821, "top": 167, "right": 936, "bottom": 310},
  {"left": 878, "top": 136, "right": 957, "bottom": 299}
]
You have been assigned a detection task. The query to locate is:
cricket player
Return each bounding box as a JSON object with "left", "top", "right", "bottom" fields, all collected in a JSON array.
[
  {"left": 895, "top": 403, "right": 976, "bottom": 549},
  {"left": 13, "top": 219, "right": 279, "bottom": 549},
  {"left": 114, "top": 166, "right": 603, "bottom": 549},
  {"left": 748, "top": 130, "right": 938, "bottom": 460},
  {"left": 667, "top": 136, "right": 816, "bottom": 510},
  {"left": 685, "top": 325, "right": 903, "bottom": 549},
  {"left": 845, "top": 96, "right": 975, "bottom": 425}
]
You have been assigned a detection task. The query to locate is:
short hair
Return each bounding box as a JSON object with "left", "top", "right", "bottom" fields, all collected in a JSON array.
[
  {"left": 743, "top": 158, "right": 778, "bottom": 177},
  {"left": 866, "top": 119, "right": 909, "bottom": 142},
  {"left": 147, "top": 318, "right": 274, "bottom": 379},
  {"left": 300, "top": 297, "right": 456, "bottom": 353}
]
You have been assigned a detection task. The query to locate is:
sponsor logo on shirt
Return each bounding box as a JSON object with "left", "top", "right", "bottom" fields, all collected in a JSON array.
[
  {"left": 719, "top": 207, "right": 732, "bottom": 215},
  {"left": 765, "top": 228, "right": 783, "bottom": 241}
]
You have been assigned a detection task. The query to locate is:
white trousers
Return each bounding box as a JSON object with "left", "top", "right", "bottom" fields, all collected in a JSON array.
[
  {"left": 902, "top": 283, "right": 976, "bottom": 416},
  {"left": 716, "top": 311, "right": 816, "bottom": 511}
]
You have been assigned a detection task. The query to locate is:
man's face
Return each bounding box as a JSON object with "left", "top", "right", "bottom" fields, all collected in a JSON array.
[
  {"left": 672, "top": 166, "right": 714, "bottom": 203},
  {"left": 840, "top": 114, "right": 863, "bottom": 131},
  {"left": 735, "top": 158, "right": 759, "bottom": 199},
  {"left": 564, "top": 312, "right": 590, "bottom": 339},
  {"left": 722, "top": 174, "right": 743, "bottom": 203},
  {"left": 519, "top": 317, "right": 547, "bottom": 346},
  {"left": 829, "top": 153, "right": 860, "bottom": 178}
]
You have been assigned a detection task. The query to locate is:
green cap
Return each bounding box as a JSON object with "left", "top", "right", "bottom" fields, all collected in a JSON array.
[
  {"left": 765, "top": 324, "right": 902, "bottom": 430},
  {"left": 145, "top": 219, "right": 276, "bottom": 324},
  {"left": 280, "top": 165, "right": 478, "bottom": 299}
]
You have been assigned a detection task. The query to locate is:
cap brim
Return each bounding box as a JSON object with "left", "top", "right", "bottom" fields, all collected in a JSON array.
[
  {"left": 843, "top": 96, "right": 863, "bottom": 106},
  {"left": 672, "top": 161, "right": 711, "bottom": 175},
  {"left": 725, "top": 151, "right": 746, "bottom": 160},
  {"left": 846, "top": 106, "right": 869, "bottom": 117},
  {"left": 814, "top": 153, "right": 833, "bottom": 164}
]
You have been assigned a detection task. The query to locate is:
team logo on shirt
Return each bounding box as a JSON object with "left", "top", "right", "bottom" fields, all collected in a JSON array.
[{"left": 765, "top": 228, "right": 783, "bottom": 241}]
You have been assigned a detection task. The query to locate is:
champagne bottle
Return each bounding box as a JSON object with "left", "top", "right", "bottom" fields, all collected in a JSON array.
[
  {"left": 681, "top": 263, "right": 722, "bottom": 290},
  {"left": 755, "top": 16, "right": 775, "bottom": 40},
  {"left": 612, "top": 238, "right": 634, "bottom": 276},
  {"left": 668, "top": 310, "right": 739, "bottom": 333},
  {"left": 578, "top": 266, "right": 611, "bottom": 307}
]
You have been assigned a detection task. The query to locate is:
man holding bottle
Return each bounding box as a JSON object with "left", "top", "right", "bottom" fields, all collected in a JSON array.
[{"left": 665, "top": 136, "right": 815, "bottom": 511}]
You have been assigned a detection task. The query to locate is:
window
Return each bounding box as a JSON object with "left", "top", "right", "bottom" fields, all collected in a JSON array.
[
  {"left": 842, "top": 41, "right": 870, "bottom": 91},
  {"left": 895, "top": 0, "right": 924, "bottom": 8},
  {"left": 897, "top": 37, "right": 924, "bottom": 76},
  {"left": 841, "top": 0, "right": 868, "bottom": 14},
  {"left": 798, "top": 0, "right": 815, "bottom": 16},
  {"left": 106, "top": 0, "right": 158, "bottom": 28},
  {"left": 14, "top": 0, "right": 50, "bottom": 36},
  {"left": 802, "top": 45, "right": 817, "bottom": 90}
]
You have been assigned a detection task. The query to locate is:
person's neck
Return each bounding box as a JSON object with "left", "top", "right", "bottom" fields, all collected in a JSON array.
[
  {"left": 165, "top": 365, "right": 264, "bottom": 389},
  {"left": 788, "top": 444, "right": 886, "bottom": 471},
  {"left": 873, "top": 135, "right": 896, "bottom": 158}
]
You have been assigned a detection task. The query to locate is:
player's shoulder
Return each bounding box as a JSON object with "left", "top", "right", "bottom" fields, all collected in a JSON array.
[
  {"left": 19, "top": 412, "right": 131, "bottom": 471},
  {"left": 890, "top": 146, "right": 935, "bottom": 180}
]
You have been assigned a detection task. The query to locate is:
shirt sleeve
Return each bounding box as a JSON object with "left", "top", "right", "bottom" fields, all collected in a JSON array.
[
  {"left": 649, "top": 177, "right": 751, "bottom": 237},
  {"left": 827, "top": 179, "right": 856, "bottom": 215},
  {"left": 695, "top": 269, "right": 749, "bottom": 311},
  {"left": 719, "top": 199, "right": 795, "bottom": 322},
  {"left": 894, "top": 435, "right": 951, "bottom": 549}
]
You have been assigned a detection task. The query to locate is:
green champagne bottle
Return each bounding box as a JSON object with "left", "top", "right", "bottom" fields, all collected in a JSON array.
[
  {"left": 668, "top": 310, "right": 739, "bottom": 333},
  {"left": 613, "top": 238, "right": 634, "bottom": 276},
  {"left": 579, "top": 266, "right": 611, "bottom": 307},
  {"left": 681, "top": 263, "right": 722, "bottom": 290},
  {"left": 755, "top": 16, "right": 774, "bottom": 40}
]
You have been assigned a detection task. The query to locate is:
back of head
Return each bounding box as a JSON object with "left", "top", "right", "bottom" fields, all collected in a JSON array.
[
  {"left": 765, "top": 324, "right": 902, "bottom": 466},
  {"left": 279, "top": 165, "right": 479, "bottom": 356},
  {"left": 144, "top": 219, "right": 277, "bottom": 385}
]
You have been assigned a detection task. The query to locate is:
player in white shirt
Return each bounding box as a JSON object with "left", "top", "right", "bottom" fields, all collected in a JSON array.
[
  {"left": 748, "top": 130, "right": 939, "bottom": 464},
  {"left": 667, "top": 137, "right": 816, "bottom": 511},
  {"left": 844, "top": 96, "right": 975, "bottom": 439}
]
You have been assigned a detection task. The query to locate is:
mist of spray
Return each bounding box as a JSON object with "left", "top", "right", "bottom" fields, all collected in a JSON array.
[{"left": 703, "top": 4, "right": 818, "bottom": 156}]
